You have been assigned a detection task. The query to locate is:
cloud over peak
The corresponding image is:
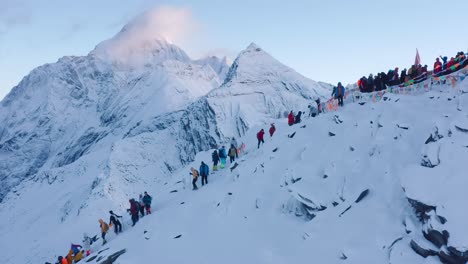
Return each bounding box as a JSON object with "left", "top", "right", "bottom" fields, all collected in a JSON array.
[{"left": 91, "top": 6, "right": 200, "bottom": 66}]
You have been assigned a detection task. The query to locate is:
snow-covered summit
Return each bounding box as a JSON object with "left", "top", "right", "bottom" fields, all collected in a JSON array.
[{"left": 91, "top": 33, "right": 190, "bottom": 68}]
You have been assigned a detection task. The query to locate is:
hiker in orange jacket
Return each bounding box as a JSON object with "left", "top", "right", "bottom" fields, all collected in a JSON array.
[{"left": 99, "top": 219, "right": 109, "bottom": 245}]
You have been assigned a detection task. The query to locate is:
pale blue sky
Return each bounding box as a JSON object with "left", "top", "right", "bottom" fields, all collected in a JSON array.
[{"left": 1, "top": 0, "right": 467, "bottom": 99}]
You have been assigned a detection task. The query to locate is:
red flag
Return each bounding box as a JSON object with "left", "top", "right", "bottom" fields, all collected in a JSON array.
[{"left": 414, "top": 48, "right": 421, "bottom": 66}]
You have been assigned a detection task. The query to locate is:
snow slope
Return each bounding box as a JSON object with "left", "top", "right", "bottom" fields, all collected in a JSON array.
[
  {"left": 2, "top": 76, "right": 467, "bottom": 264},
  {"left": 77, "top": 80, "right": 467, "bottom": 264}
]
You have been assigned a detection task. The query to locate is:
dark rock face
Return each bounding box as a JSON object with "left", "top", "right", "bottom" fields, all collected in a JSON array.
[
  {"left": 406, "top": 197, "right": 467, "bottom": 263},
  {"left": 407, "top": 198, "right": 436, "bottom": 222},
  {"left": 410, "top": 240, "right": 438, "bottom": 258},
  {"left": 98, "top": 249, "right": 126, "bottom": 264},
  {"left": 423, "top": 229, "right": 449, "bottom": 248},
  {"left": 56, "top": 128, "right": 107, "bottom": 167}
]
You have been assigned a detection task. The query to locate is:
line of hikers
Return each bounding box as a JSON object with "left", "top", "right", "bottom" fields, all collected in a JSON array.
[
  {"left": 358, "top": 51, "right": 467, "bottom": 93},
  {"left": 190, "top": 138, "right": 241, "bottom": 190},
  {"left": 49, "top": 192, "right": 152, "bottom": 264}
]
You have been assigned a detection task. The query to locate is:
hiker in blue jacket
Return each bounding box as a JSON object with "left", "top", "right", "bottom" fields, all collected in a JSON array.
[
  {"left": 331, "top": 82, "right": 345, "bottom": 107},
  {"left": 199, "top": 161, "right": 209, "bottom": 186},
  {"left": 218, "top": 146, "right": 227, "bottom": 169}
]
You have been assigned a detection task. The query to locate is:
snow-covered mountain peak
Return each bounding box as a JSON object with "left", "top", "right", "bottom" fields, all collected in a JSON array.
[
  {"left": 223, "top": 43, "right": 299, "bottom": 86},
  {"left": 90, "top": 13, "right": 191, "bottom": 68},
  {"left": 246, "top": 42, "right": 261, "bottom": 51}
]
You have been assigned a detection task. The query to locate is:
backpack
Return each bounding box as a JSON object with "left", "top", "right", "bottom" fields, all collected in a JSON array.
[{"left": 219, "top": 149, "right": 226, "bottom": 158}]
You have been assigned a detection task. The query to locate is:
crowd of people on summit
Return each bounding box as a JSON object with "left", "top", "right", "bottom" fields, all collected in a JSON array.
[{"left": 358, "top": 51, "right": 467, "bottom": 94}]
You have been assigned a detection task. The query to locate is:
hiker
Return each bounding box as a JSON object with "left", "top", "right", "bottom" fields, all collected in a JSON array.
[
  {"left": 218, "top": 146, "right": 227, "bottom": 169},
  {"left": 313, "top": 99, "right": 320, "bottom": 114},
  {"left": 199, "top": 161, "right": 209, "bottom": 186},
  {"left": 288, "top": 111, "right": 294, "bottom": 126},
  {"left": 257, "top": 129, "right": 265, "bottom": 149},
  {"left": 230, "top": 137, "right": 238, "bottom": 158},
  {"left": 399, "top": 69, "right": 407, "bottom": 84},
  {"left": 391, "top": 68, "right": 400, "bottom": 85},
  {"left": 375, "top": 74, "right": 382, "bottom": 91},
  {"left": 99, "top": 219, "right": 109, "bottom": 245},
  {"left": 66, "top": 249, "right": 73, "bottom": 264},
  {"left": 332, "top": 82, "right": 345, "bottom": 107},
  {"left": 359, "top": 77, "right": 367, "bottom": 92},
  {"left": 190, "top": 167, "right": 199, "bottom": 190},
  {"left": 308, "top": 104, "right": 318, "bottom": 117},
  {"left": 440, "top": 56, "right": 448, "bottom": 70},
  {"left": 82, "top": 233, "right": 91, "bottom": 256},
  {"left": 74, "top": 250, "right": 84, "bottom": 263},
  {"left": 212, "top": 150, "right": 219, "bottom": 171},
  {"left": 142, "top": 191, "right": 152, "bottom": 214},
  {"left": 70, "top": 244, "right": 82, "bottom": 256},
  {"left": 446, "top": 57, "right": 455, "bottom": 73},
  {"left": 367, "top": 74, "right": 375, "bottom": 92},
  {"left": 109, "top": 210, "right": 122, "bottom": 234},
  {"left": 434, "top": 58, "right": 442, "bottom": 74},
  {"left": 57, "top": 256, "right": 67, "bottom": 264},
  {"left": 295, "top": 111, "right": 302, "bottom": 124},
  {"left": 138, "top": 194, "right": 145, "bottom": 217},
  {"left": 269, "top": 123, "right": 276, "bottom": 137},
  {"left": 228, "top": 144, "right": 237, "bottom": 163},
  {"left": 128, "top": 199, "right": 139, "bottom": 226}
]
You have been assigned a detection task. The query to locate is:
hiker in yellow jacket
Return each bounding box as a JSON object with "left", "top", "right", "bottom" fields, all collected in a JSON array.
[
  {"left": 74, "top": 250, "right": 84, "bottom": 262},
  {"left": 99, "top": 219, "right": 109, "bottom": 245},
  {"left": 190, "top": 167, "right": 199, "bottom": 190}
]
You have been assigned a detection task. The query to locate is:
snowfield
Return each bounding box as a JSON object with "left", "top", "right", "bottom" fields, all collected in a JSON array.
[{"left": 1, "top": 78, "right": 467, "bottom": 264}]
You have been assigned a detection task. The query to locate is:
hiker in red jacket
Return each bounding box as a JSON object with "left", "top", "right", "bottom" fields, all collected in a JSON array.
[
  {"left": 288, "top": 111, "right": 294, "bottom": 126},
  {"left": 269, "top": 123, "right": 276, "bottom": 137},
  {"left": 446, "top": 57, "right": 455, "bottom": 73},
  {"left": 128, "top": 199, "right": 139, "bottom": 226},
  {"left": 433, "top": 58, "right": 442, "bottom": 74},
  {"left": 257, "top": 129, "right": 265, "bottom": 149}
]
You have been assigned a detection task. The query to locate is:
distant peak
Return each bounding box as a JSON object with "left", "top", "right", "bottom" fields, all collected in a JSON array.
[
  {"left": 246, "top": 43, "right": 262, "bottom": 52},
  {"left": 89, "top": 8, "right": 191, "bottom": 67}
]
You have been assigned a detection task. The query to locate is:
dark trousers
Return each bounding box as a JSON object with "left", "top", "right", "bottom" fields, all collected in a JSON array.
[
  {"left": 229, "top": 156, "right": 235, "bottom": 163},
  {"left": 338, "top": 96, "right": 344, "bottom": 106},
  {"left": 201, "top": 175, "right": 208, "bottom": 185},
  {"left": 102, "top": 232, "right": 107, "bottom": 244},
  {"left": 192, "top": 178, "right": 198, "bottom": 190},
  {"left": 112, "top": 220, "right": 122, "bottom": 234},
  {"left": 139, "top": 205, "right": 145, "bottom": 217},
  {"left": 131, "top": 214, "right": 139, "bottom": 226},
  {"left": 257, "top": 138, "right": 264, "bottom": 148}
]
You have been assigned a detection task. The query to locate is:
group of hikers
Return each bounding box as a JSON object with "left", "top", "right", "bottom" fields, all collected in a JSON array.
[
  {"left": 190, "top": 137, "right": 240, "bottom": 190},
  {"left": 49, "top": 192, "right": 152, "bottom": 264},
  {"left": 358, "top": 51, "right": 467, "bottom": 93}
]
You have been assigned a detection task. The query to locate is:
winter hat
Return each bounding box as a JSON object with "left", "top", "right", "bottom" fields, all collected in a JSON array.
[{"left": 109, "top": 210, "right": 113, "bottom": 214}]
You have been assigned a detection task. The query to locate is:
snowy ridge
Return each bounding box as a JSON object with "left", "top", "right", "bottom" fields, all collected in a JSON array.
[
  {"left": 0, "top": 37, "right": 224, "bottom": 202},
  {"left": 19, "top": 80, "right": 467, "bottom": 264},
  {"left": 1, "top": 77, "right": 467, "bottom": 263}
]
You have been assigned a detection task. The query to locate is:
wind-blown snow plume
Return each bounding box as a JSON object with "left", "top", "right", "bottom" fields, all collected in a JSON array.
[{"left": 91, "top": 6, "right": 199, "bottom": 66}]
